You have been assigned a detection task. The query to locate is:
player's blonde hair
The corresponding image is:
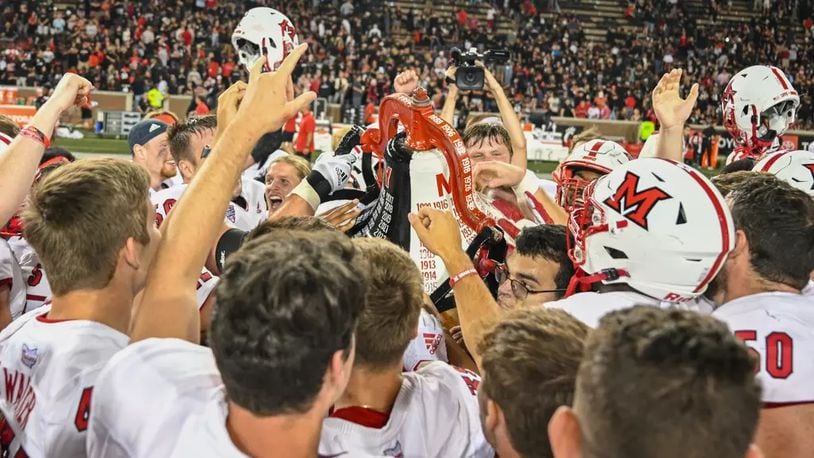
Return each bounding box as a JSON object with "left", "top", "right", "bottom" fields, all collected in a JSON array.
[
  {"left": 269, "top": 155, "right": 311, "bottom": 181},
  {"left": 23, "top": 158, "right": 151, "bottom": 295},
  {"left": 351, "top": 238, "right": 423, "bottom": 369}
]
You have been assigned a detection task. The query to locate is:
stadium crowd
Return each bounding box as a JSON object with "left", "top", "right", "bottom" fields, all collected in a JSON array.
[
  {"left": 2, "top": 0, "right": 814, "bottom": 127},
  {"left": 0, "top": 4, "right": 813, "bottom": 458}
]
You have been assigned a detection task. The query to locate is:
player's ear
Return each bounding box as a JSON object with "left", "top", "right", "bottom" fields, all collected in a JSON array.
[
  {"left": 483, "top": 397, "right": 500, "bottom": 435},
  {"left": 548, "top": 405, "right": 583, "bottom": 458},
  {"left": 121, "top": 237, "right": 141, "bottom": 271},
  {"left": 731, "top": 229, "right": 749, "bottom": 259},
  {"left": 178, "top": 159, "right": 194, "bottom": 180}
]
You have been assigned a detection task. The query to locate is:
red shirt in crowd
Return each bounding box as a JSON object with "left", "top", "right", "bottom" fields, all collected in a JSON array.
[
  {"left": 195, "top": 100, "right": 210, "bottom": 116},
  {"left": 294, "top": 111, "right": 316, "bottom": 153},
  {"left": 222, "top": 61, "right": 235, "bottom": 78},
  {"left": 625, "top": 96, "right": 637, "bottom": 109},
  {"left": 207, "top": 60, "right": 220, "bottom": 78},
  {"left": 284, "top": 116, "right": 298, "bottom": 134},
  {"left": 181, "top": 29, "right": 193, "bottom": 47}
]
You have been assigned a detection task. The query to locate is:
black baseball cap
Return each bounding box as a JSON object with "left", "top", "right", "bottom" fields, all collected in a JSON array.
[{"left": 128, "top": 119, "right": 168, "bottom": 155}]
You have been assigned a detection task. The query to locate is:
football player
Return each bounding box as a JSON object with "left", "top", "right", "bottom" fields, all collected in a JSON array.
[
  {"left": 710, "top": 174, "right": 814, "bottom": 458},
  {"left": 722, "top": 65, "right": 800, "bottom": 163},
  {"left": 320, "top": 238, "right": 491, "bottom": 457},
  {"left": 545, "top": 158, "right": 735, "bottom": 327},
  {"left": 128, "top": 119, "right": 177, "bottom": 195},
  {"left": 0, "top": 158, "right": 159, "bottom": 457},
  {"left": 88, "top": 44, "right": 367, "bottom": 458}
]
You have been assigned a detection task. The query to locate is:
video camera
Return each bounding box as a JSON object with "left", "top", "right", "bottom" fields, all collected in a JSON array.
[{"left": 449, "top": 47, "right": 511, "bottom": 91}]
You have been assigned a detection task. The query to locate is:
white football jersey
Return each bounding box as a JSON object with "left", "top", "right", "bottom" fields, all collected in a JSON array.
[
  {"left": 237, "top": 178, "right": 268, "bottom": 228},
  {"left": 803, "top": 280, "right": 813, "bottom": 297},
  {"left": 151, "top": 184, "right": 258, "bottom": 232},
  {"left": 0, "top": 306, "right": 129, "bottom": 457},
  {"left": 6, "top": 236, "right": 52, "bottom": 313},
  {"left": 87, "top": 338, "right": 225, "bottom": 457},
  {"left": 0, "top": 239, "right": 26, "bottom": 320},
  {"left": 660, "top": 295, "right": 715, "bottom": 315},
  {"left": 403, "top": 309, "right": 448, "bottom": 371},
  {"left": 546, "top": 291, "right": 659, "bottom": 328},
  {"left": 713, "top": 292, "right": 814, "bottom": 405},
  {"left": 320, "top": 362, "right": 492, "bottom": 458}
]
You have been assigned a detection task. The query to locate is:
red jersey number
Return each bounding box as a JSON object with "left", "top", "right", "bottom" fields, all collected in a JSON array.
[
  {"left": 735, "top": 330, "right": 794, "bottom": 379},
  {"left": 74, "top": 387, "right": 93, "bottom": 432}
]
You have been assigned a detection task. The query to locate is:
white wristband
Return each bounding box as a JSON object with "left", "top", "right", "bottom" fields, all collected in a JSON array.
[
  {"left": 513, "top": 169, "right": 539, "bottom": 200},
  {"left": 289, "top": 180, "right": 321, "bottom": 211}
]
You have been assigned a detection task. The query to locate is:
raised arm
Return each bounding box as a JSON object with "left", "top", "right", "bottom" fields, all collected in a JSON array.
[
  {"left": 408, "top": 208, "right": 501, "bottom": 369},
  {"left": 440, "top": 67, "right": 459, "bottom": 125},
  {"left": 0, "top": 73, "right": 92, "bottom": 223},
  {"left": 130, "top": 44, "right": 316, "bottom": 343},
  {"left": 653, "top": 68, "right": 699, "bottom": 162},
  {"left": 483, "top": 65, "right": 527, "bottom": 170}
]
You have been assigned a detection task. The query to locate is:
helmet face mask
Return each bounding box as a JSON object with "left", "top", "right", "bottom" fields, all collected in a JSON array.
[
  {"left": 722, "top": 65, "right": 800, "bottom": 157},
  {"left": 232, "top": 7, "right": 299, "bottom": 72},
  {"left": 566, "top": 159, "right": 735, "bottom": 302},
  {"left": 553, "top": 139, "right": 631, "bottom": 213}
]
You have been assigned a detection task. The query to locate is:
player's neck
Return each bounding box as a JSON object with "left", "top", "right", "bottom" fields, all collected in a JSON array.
[
  {"left": 724, "top": 271, "right": 800, "bottom": 304},
  {"left": 47, "top": 284, "right": 135, "bottom": 334},
  {"left": 333, "top": 363, "right": 402, "bottom": 414},
  {"left": 225, "top": 401, "right": 322, "bottom": 458}
]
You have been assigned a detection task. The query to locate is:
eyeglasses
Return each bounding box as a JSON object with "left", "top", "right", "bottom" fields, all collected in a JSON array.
[
  {"left": 201, "top": 145, "right": 211, "bottom": 159},
  {"left": 494, "top": 263, "right": 566, "bottom": 300}
]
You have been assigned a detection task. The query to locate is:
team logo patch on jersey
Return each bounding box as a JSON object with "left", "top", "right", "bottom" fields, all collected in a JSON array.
[
  {"left": 21, "top": 343, "right": 38, "bottom": 369},
  {"left": 423, "top": 332, "right": 442, "bottom": 355},
  {"left": 383, "top": 440, "right": 403, "bottom": 458},
  {"left": 225, "top": 205, "right": 236, "bottom": 223}
]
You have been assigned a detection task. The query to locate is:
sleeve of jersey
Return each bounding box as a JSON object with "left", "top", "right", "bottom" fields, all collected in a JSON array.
[
  {"left": 402, "top": 309, "right": 448, "bottom": 371},
  {"left": 417, "top": 362, "right": 494, "bottom": 458},
  {"left": 87, "top": 338, "right": 222, "bottom": 458}
]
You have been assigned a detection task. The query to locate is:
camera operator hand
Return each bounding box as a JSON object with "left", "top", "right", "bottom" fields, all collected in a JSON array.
[{"left": 440, "top": 66, "right": 460, "bottom": 125}]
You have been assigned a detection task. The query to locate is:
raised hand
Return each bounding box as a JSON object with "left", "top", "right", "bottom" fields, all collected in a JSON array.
[
  {"left": 652, "top": 68, "right": 699, "bottom": 130},
  {"left": 408, "top": 208, "right": 463, "bottom": 261},
  {"left": 215, "top": 81, "right": 247, "bottom": 141},
  {"left": 235, "top": 43, "right": 317, "bottom": 137},
  {"left": 47, "top": 73, "right": 94, "bottom": 114},
  {"left": 394, "top": 69, "right": 420, "bottom": 94}
]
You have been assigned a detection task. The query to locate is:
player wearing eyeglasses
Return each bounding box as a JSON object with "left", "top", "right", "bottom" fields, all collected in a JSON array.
[{"left": 494, "top": 225, "right": 573, "bottom": 310}]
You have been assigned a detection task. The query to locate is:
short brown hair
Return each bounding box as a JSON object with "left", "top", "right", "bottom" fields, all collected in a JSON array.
[
  {"left": 23, "top": 158, "right": 151, "bottom": 295},
  {"left": 575, "top": 306, "right": 761, "bottom": 458},
  {"left": 463, "top": 123, "right": 513, "bottom": 158},
  {"left": 0, "top": 114, "right": 19, "bottom": 137},
  {"left": 168, "top": 115, "right": 217, "bottom": 164},
  {"left": 247, "top": 216, "right": 335, "bottom": 242},
  {"left": 351, "top": 238, "right": 423, "bottom": 369},
  {"left": 711, "top": 170, "right": 760, "bottom": 197},
  {"left": 478, "top": 308, "right": 589, "bottom": 458},
  {"left": 268, "top": 155, "right": 311, "bottom": 181}
]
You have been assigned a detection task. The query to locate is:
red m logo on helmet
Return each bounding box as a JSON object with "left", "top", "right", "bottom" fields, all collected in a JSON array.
[
  {"left": 604, "top": 172, "right": 672, "bottom": 230},
  {"left": 805, "top": 164, "right": 814, "bottom": 189}
]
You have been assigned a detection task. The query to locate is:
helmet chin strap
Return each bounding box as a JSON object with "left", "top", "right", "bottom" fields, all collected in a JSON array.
[{"left": 565, "top": 267, "right": 631, "bottom": 297}]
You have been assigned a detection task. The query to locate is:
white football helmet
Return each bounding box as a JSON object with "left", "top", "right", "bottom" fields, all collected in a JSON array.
[
  {"left": 569, "top": 158, "right": 735, "bottom": 302},
  {"left": 232, "top": 7, "right": 300, "bottom": 71},
  {"left": 552, "top": 139, "right": 631, "bottom": 212},
  {"left": 753, "top": 150, "right": 814, "bottom": 198},
  {"left": 722, "top": 65, "right": 800, "bottom": 157}
]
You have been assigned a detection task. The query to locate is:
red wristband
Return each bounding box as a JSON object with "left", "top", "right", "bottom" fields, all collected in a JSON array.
[
  {"left": 20, "top": 126, "right": 51, "bottom": 149},
  {"left": 449, "top": 268, "right": 479, "bottom": 288}
]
